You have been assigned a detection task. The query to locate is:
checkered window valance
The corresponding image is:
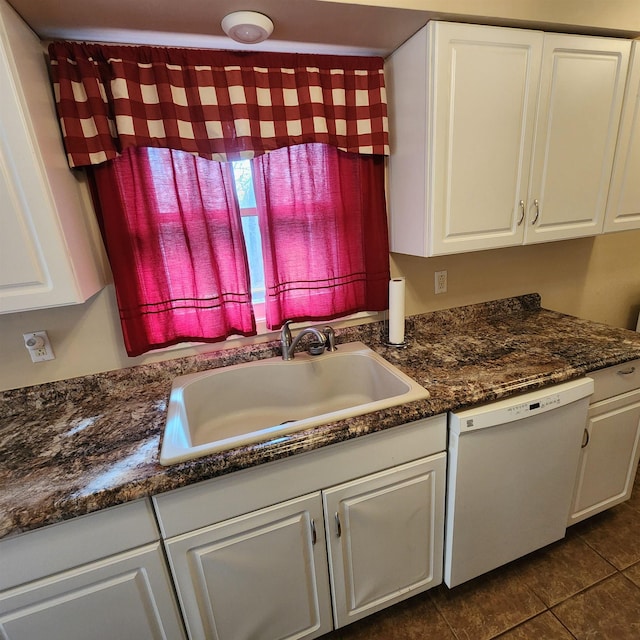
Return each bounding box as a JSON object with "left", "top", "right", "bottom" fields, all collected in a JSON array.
[{"left": 48, "top": 42, "right": 389, "bottom": 168}]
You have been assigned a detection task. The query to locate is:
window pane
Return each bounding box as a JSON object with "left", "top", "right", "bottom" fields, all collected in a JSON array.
[
  {"left": 233, "top": 160, "right": 257, "bottom": 209},
  {"left": 240, "top": 215, "right": 265, "bottom": 305},
  {"left": 233, "top": 160, "right": 264, "bottom": 310}
]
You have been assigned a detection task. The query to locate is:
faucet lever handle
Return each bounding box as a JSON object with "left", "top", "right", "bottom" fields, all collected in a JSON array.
[
  {"left": 281, "top": 320, "right": 293, "bottom": 346},
  {"left": 323, "top": 326, "right": 337, "bottom": 352}
]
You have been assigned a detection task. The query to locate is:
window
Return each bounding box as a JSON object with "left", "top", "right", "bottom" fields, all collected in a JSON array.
[{"left": 50, "top": 42, "right": 391, "bottom": 356}]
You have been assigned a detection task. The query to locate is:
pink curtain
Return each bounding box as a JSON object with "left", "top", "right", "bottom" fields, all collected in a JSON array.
[
  {"left": 90, "top": 147, "right": 256, "bottom": 356},
  {"left": 252, "top": 144, "right": 390, "bottom": 329}
]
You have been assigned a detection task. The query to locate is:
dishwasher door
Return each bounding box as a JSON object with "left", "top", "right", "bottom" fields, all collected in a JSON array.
[{"left": 444, "top": 378, "right": 594, "bottom": 588}]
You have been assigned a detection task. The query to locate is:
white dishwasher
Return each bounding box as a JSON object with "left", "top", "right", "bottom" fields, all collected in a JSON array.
[{"left": 444, "top": 377, "right": 594, "bottom": 588}]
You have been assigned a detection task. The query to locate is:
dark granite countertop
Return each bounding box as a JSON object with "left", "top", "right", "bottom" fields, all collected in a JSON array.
[{"left": 2, "top": 293, "right": 640, "bottom": 540}]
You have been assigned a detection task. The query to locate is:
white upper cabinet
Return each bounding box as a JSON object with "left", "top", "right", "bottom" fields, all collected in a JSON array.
[
  {"left": 604, "top": 41, "right": 640, "bottom": 233},
  {"left": 387, "top": 21, "right": 631, "bottom": 256},
  {"left": 526, "top": 34, "right": 631, "bottom": 244},
  {"left": 0, "top": 0, "right": 103, "bottom": 314},
  {"left": 387, "top": 22, "right": 543, "bottom": 256}
]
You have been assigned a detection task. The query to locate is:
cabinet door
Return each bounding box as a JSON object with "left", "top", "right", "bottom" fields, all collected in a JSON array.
[
  {"left": 323, "top": 453, "right": 446, "bottom": 628},
  {"left": 429, "top": 23, "right": 543, "bottom": 255},
  {"left": 569, "top": 388, "right": 640, "bottom": 525},
  {"left": 0, "top": 1, "right": 102, "bottom": 313},
  {"left": 604, "top": 41, "right": 640, "bottom": 233},
  {"left": 387, "top": 22, "right": 543, "bottom": 256},
  {"left": 525, "top": 34, "right": 630, "bottom": 244},
  {"left": 165, "top": 493, "right": 332, "bottom": 640},
  {"left": 0, "top": 543, "right": 186, "bottom": 640}
]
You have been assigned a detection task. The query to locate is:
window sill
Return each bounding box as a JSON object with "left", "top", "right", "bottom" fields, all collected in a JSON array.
[{"left": 149, "top": 311, "right": 383, "bottom": 357}]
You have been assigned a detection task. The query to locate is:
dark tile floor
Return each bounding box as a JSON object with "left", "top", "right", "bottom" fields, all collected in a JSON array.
[{"left": 322, "top": 466, "right": 640, "bottom": 640}]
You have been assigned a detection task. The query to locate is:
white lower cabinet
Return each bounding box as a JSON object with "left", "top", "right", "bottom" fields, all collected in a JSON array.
[
  {"left": 569, "top": 359, "right": 640, "bottom": 525},
  {"left": 0, "top": 501, "right": 186, "bottom": 640},
  {"left": 165, "top": 493, "right": 333, "bottom": 640},
  {"left": 0, "top": 418, "right": 446, "bottom": 640},
  {"left": 323, "top": 455, "right": 445, "bottom": 628},
  {"left": 0, "top": 544, "right": 183, "bottom": 640},
  {"left": 155, "top": 416, "right": 447, "bottom": 640},
  {"left": 165, "top": 454, "right": 446, "bottom": 640}
]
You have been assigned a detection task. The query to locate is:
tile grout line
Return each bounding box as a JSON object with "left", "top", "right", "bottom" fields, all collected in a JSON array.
[
  {"left": 575, "top": 526, "right": 637, "bottom": 574},
  {"left": 427, "top": 588, "right": 463, "bottom": 640},
  {"left": 547, "top": 608, "right": 580, "bottom": 640}
]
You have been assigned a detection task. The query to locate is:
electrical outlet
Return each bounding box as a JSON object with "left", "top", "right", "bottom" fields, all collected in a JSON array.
[
  {"left": 435, "top": 270, "right": 448, "bottom": 294},
  {"left": 23, "top": 331, "right": 55, "bottom": 362}
]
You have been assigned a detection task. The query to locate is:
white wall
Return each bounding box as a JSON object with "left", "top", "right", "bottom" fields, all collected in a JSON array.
[
  {"left": 1, "top": 229, "right": 639, "bottom": 392},
  {"left": 392, "top": 230, "right": 640, "bottom": 329}
]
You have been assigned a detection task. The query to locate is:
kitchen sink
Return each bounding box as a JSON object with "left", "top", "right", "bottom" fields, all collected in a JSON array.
[{"left": 159, "top": 341, "right": 429, "bottom": 465}]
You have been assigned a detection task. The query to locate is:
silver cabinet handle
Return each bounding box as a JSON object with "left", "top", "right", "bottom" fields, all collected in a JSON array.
[
  {"left": 617, "top": 366, "right": 636, "bottom": 376},
  {"left": 517, "top": 200, "right": 525, "bottom": 225},
  {"left": 532, "top": 199, "right": 540, "bottom": 225},
  {"left": 334, "top": 512, "right": 342, "bottom": 538},
  {"left": 310, "top": 518, "right": 317, "bottom": 545},
  {"left": 581, "top": 428, "right": 590, "bottom": 449}
]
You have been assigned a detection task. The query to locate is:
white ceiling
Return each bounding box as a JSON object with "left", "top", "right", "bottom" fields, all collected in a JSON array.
[
  {"left": 6, "top": 0, "right": 640, "bottom": 57},
  {"left": 6, "top": 0, "right": 434, "bottom": 56}
]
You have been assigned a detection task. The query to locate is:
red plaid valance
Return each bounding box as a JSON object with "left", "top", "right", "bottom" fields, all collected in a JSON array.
[{"left": 48, "top": 42, "right": 389, "bottom": 168}]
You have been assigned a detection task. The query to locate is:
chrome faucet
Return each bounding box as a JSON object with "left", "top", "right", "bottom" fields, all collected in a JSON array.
[{"left": 280, "top": 320, "right": 329, "bottom": 360}]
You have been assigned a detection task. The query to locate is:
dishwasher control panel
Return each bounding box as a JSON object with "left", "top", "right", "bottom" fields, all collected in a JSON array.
[
  {"left": 448, "top": 378, "right": 594, "bottom": 434},
  {"left": 506, "top": 393, "right": 562, "bottom": 418}
]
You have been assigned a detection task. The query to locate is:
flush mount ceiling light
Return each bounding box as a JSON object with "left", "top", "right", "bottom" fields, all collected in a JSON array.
[{"left": 221, "top": 11, "right": 274, "bottom": 44}]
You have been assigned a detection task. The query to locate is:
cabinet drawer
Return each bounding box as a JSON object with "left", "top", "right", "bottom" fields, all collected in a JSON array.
[
  {"left": 0, "top": 499, "right": 158, "bottom": 590},
  {"left": 589, "top": 359, "right": 640, "bottom": 403}
]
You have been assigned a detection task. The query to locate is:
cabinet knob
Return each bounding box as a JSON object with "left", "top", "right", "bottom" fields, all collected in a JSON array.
[
  {"left": 517, "top": 200, "right": 525, "bottom": 226},
  {"left": 581, "top": 428, "right": 590, "bottom": 449},
  {"left": 532, "top": 199, "right": 540, "bottom": 225},
  {"left": 334, "top": 512, "right": 342, "bottom": 538}
]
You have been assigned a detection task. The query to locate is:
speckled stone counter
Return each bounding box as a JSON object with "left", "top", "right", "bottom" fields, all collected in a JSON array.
[{"left": 2, "top": 294, "right": 640, "bottom": 540}]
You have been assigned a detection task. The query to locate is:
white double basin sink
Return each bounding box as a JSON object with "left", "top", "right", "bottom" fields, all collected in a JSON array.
[{"left": 160, "top": 342, "right": 430, "bottom": 465}]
